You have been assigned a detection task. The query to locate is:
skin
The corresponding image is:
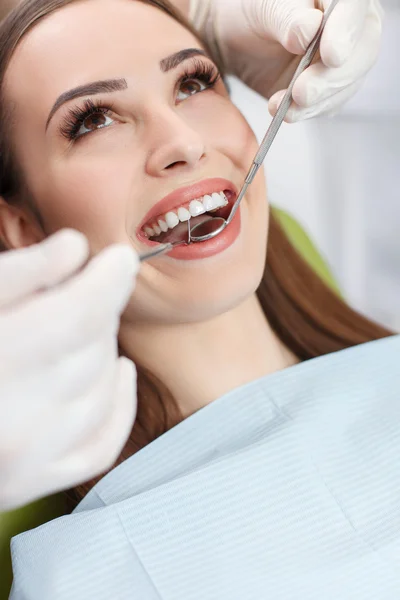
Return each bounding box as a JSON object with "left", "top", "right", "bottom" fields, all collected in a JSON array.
[
  {"left": 0, "top": 0, "right": 298, "bottom": 419},
  {"left": 0, "top": 0, "right": 191, "bottom": 21}
]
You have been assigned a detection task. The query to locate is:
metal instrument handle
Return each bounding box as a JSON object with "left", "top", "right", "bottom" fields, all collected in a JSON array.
[
  {"left": 247, "top": 0, "right": 341, "bottom": 184},
  {"left": 225, "top": 0, "right": 340, "bottom": 227}
]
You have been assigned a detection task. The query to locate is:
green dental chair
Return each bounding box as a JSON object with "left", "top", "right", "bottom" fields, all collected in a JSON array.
[{"left": 0, "top": 208, "right": 340, "bottom": 599}]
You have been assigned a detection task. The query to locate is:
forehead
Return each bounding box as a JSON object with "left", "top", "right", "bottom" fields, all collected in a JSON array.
[{"left": 4, "top": 0, "right": 198, "bottom": 111}]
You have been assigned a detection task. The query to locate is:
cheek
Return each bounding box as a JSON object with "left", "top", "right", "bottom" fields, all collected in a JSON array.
[
  {"left": 28, "top": 153, "right": 139, "bottom": 251},
  {"left": 201, "top": 98, "right": 269, "bottom": 238},
  {"left": 186, "top": 96, "right": 269, "bottom": 248},
  {"left": 185, "top": 94, "right": 259, "bottom": 167}
]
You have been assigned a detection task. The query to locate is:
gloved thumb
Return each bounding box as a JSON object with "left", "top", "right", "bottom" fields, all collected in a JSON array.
[
  {"left": 259, "top": 0, "right": 323, "bottom": 55},
  {"left": 319, "top": 0, "right": 378, "bottom": 68}
]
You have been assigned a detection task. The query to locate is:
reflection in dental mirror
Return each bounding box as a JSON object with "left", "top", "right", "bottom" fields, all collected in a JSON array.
[
  {"left": 144, "top": 191, "right": 229, "bottom": 243},
  {"left": 131, "top": 190, "right": 233, "bottom": 261},
  {"left": 189, "top": 216, "right": 226, "bottom": 241}
]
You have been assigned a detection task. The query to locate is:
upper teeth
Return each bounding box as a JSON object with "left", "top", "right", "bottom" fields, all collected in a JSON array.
[{"left": 144, "top": 191, "right": 229, "bottom": 238}]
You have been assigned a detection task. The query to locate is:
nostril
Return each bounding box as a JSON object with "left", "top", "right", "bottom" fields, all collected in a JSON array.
[{"left": 165, "top": 161, "right": 186, "bottom": 170}]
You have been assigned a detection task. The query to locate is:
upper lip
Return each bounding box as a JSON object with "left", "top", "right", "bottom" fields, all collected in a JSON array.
[{"left": 137, "top": 177, "right": 237, "bottom": 232}]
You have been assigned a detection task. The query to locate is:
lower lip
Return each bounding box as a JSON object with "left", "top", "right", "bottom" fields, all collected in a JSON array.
[{"left": 138, "top": 206, "right": 242, "bottom": 261}]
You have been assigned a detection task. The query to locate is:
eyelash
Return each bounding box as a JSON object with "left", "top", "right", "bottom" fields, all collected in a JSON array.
[
  {"left": 60, "top": 60, "right": 222, "bottom": 142},
  {"left": 178, "top": 59, "right": 221, "bottom": 96},
  {"left": 60, "top": 99, "right": 113, "bottom": 141}
]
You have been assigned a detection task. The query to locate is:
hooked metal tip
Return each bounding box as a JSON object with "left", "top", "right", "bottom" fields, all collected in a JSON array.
[{"left": 139, "top": 220, "right": 192, "bottom": 263}]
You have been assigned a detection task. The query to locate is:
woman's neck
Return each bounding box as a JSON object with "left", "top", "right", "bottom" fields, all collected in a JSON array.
[{"left": 120, "top": 294, "right": 299, "bottom": 419}]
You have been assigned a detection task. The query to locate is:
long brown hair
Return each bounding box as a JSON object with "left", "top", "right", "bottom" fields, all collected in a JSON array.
[{"left": 0, "top": 0, "right": 392, "bottom": 513}]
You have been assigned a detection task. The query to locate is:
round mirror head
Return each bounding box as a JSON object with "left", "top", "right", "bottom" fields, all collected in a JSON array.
[{"left": 190, "top": 217, "right": 227, "bottom": 242}]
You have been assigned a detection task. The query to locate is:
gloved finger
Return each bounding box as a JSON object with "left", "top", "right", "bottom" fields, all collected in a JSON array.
[
  {"left": 1, "top": 339, "right": 115, "bottom": 433},
  {"left": 0, "top": 339, "right": 110, "bottom": 444},
  {"left": 5, "top": 356, "right": 136, "bottom": 509},
  {"left": 2, "top": 244, "right": 139, "bottom": 369},
  {"left": 319, "top": 0, "right": 370, "bottom": 68},
  {"left": 259, "top": 0, "right": 323, "bottom": 55},
  {"left": 0, "top": 229, "right": 89, "bottom": 310},
  {"left": 24, "top": 342, "right": 120, "bottom": 460},
  {"left": 291, "top": 14, "right": 381, "bottom": 108},
  {"left": 53, "top": 356, "right": 137, "bottom": 487},
  {"left": 270, "top": 79, "right": 363, "bottom": 123},
  {"left": 1, "top": 354, "right": 127, "bottom": 512}
]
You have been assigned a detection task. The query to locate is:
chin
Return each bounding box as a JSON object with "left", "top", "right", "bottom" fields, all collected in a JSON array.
[
  {"left": 185, "top": 283, "right": 261, "bottom": 324},
  {"left": 199, "top": 262, "right": 265, "bottom": 319},
  {"left": 141, "top": 247, "right": 266, "bottom": 325},
  {"left": 129, "top": 192, "right": 269, "bottom": 325}
]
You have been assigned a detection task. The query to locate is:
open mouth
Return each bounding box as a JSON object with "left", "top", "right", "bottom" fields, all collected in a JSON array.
[{"left": 140, "top": 189, "right": 235, "bottom": 245}]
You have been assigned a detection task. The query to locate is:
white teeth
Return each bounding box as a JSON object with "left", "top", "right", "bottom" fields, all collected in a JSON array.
[
  {"left": 165, "top": 211, "right": 180, "bottom": 229},
  {"left": 145, "top": 190, "right": 230, "bottom": 237},
  {"left": 158, "top": 218, "right": 169, "bottom": 233},
  {"left": 189, "top": 200, "right": 206, "bottom": 217},
  {"left": 178, "top": 207, "right": 191, "bottom": 222},
  {"left": 144, "top": 227, "right": 155, "bottom": 237},
  {"left": 202, "top": 194, "right": 214, "bottom": 211},
  {"left": 208, "top": 192, "right": 226, "bottom": 213},
  {"left": 203, "top": 193, "right": 225, "bottom": 212}
]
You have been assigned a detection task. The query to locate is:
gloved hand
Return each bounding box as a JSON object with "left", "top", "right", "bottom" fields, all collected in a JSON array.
[
  {"left": 0, "top": 230, "right": 139, "bottom": 511},
  {"left": 190, "top": 0, "right": 384, "bottom": 122}
]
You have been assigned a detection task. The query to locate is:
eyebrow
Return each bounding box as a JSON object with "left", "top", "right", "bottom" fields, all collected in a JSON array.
[
  {"left": 46, "top": 48, "right": 210, "bottom": 131},
  {"left": 160, "top": 48, "right": 208, "bottom": 72},
  {"left": 46, "top": 79, "right": 127, "bottom": 130}
]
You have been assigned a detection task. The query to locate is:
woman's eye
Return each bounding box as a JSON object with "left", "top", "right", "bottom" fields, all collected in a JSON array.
[
  {"left": 177, "top": 79, "right": 207, "bottom": 102},
  {"left": 77, "top": 111, "right": 114, "bottom": 137}
]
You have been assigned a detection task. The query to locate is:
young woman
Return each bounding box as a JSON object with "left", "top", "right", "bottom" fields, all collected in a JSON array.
[{"left": 0, "top": 0, "right": 398, "bottom": 597}]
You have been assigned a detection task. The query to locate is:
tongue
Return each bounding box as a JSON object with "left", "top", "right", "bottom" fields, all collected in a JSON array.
[{"left": 154, "top": 214, "right": 214, "bottom": 244}]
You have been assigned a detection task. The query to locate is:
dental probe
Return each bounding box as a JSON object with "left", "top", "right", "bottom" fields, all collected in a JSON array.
[{"left": 139, "top": 0, "right": 340, "bottom": 261}]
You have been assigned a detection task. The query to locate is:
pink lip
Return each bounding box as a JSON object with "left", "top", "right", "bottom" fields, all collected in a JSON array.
[
  {"left": 136, "top": 194, "right": 242, "bottom": 261},
  {"left": 136, "top": 177, "right": 237, "bottom": 233}
]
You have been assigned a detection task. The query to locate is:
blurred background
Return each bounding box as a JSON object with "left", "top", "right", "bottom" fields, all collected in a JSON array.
[{"left": 231, "top": 0, "right": 400, "bottom": 331}]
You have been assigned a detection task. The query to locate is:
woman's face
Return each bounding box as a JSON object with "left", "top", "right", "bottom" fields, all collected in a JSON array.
[{"left": 4, "top": 0, "right": 269, "bottom": 326}]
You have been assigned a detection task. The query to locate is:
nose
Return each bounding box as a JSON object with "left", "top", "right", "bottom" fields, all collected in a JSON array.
[{"left": 145, "top": 107, "right": 206, "bottom": 178}]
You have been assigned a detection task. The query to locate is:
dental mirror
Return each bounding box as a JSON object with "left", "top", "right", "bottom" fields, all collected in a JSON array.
[
  {"left": 138, "top": 219, "right": 192, "bottom": 263},
  {"left": 136, "top": 0, "right": 339, "bottom": 261},
  {"left": 138, "top": 215, "right": 220, "bottom": 262},
  {"left": 189, "top": 0, "right": 340, "bottom": 243}
]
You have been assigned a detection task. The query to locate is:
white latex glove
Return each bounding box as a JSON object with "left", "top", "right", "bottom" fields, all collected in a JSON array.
[
  {"left": 190, "top": 0, "right": 384, "bottom": 122},
  {"left": 0, "top": 230, "right": 139, "bottom": 511}
]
